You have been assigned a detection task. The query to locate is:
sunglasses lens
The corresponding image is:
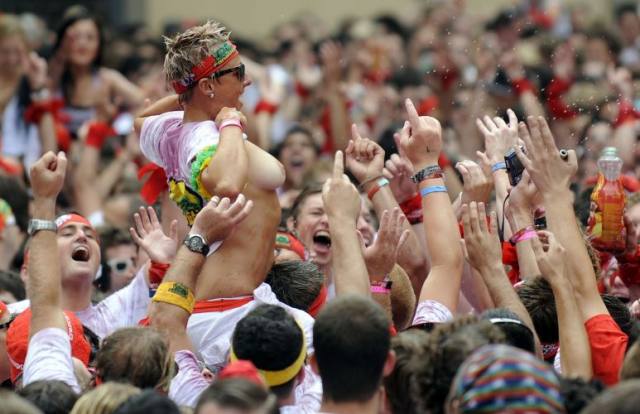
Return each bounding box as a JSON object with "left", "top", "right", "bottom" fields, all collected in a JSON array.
[{"left": 237, "top": 64, "right": 245, "bottom": 81}]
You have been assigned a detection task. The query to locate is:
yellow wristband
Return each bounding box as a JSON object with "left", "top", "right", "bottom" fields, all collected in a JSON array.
[{"left": 152, "top": 281, "right": 195, "bottom": 314}]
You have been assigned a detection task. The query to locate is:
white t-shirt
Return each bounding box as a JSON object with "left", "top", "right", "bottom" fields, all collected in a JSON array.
[
  {"left": 22, "top": 327, "right": 81, "bottom": 393},
  {"left": 140, "top": 111, "right": 247, "bottom": 227},
  {"left": 8, "top": 267, "right": 150, "bottom": 339},
  {"left": 187, "top": 283, "right": 315, "bottom": 373},
  {"left": 169, "top": 350, "right": 210, "bottom": 408}
]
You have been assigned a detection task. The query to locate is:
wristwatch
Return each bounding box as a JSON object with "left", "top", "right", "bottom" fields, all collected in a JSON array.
[
  {"left": 27, "top": 219, "right": 57, "bottom": 236},
  {"left": 183, "top": 233, "right": 209, "bottom": 256}
]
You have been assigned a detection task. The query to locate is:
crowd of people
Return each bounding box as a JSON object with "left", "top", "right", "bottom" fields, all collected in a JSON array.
[{"left": 0, "top": 0, "right": 640, "bottom": 413}]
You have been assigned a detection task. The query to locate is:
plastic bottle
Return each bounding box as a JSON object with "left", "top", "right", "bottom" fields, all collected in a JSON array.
[{"left": 587, "top": 147, "right": 626, "bottom": 254}]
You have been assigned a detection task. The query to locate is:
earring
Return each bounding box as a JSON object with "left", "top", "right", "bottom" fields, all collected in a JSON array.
[{"left": 209, "top": 92, "right": 215, "bottom": 99}]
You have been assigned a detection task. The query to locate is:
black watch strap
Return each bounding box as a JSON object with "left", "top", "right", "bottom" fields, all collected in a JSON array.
[{"left": 183, "top": 234, "right": 209, "bottom": 256}]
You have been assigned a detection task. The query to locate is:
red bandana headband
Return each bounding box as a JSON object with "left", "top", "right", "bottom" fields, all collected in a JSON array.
[
  {"left": 55, "top": 213, "right": 94, "bottom": 231},
  {"left": 172, "top": 41, "right": 239, "bottom": 94}
]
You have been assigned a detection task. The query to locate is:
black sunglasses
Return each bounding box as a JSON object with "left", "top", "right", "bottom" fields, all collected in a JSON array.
[{"left": 211, "top": 64, "right": 245, "bottom": 81}]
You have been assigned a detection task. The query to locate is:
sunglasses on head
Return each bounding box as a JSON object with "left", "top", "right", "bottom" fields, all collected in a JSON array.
[{"left": 211, "top": 63, "right": 245, "bottom": 82}]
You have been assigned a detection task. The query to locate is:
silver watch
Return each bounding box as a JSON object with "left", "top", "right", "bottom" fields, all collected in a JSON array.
[{"left": 28, "top": 219, "right": 57, "bottom": 236}]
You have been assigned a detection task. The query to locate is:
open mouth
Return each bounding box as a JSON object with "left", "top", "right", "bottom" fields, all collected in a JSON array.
[
  {"left": 71, "top": 246, "right": 90, "bottom": 262},
  {"left": 312, "top": 230, "right": 331, "bottom": 254},
  {"left": 289, "top": 157, "right": 305, "bottom": 169}
]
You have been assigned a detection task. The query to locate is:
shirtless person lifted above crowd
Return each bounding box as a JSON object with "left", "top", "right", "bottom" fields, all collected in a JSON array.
[{"left": 134, "top": 21, "right": 312, "bottom": 369}]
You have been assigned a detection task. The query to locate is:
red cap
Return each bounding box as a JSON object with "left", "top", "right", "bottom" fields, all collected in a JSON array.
[
  {"left": 218, "top": 360, "right": 266, "bottom": 388},
  {"left": 6, "top": 308, "right": 91, "bottom": 383}
]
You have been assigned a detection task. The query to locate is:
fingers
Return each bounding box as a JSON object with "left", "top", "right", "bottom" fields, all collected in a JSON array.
[
  {"left": 477, "top": 202, "right": 488, "bottom": 233},
  {"left": 531, "top": 232, "right": 544, "bottom": 257},
  {"left": 223, "top": 194, "right": 246, "bottom": 217},
  {"left": 489, "top": 210, "right": 498, "bottom": 235},
  {"left": 129, "top": 226, "right": 143, "bottom": 246},
  {"left": 518, "top": 122, "right": 533, "bottom": 151},
  {"left": 494, "top": 116, "right": 508, "bottom": 129},
  {"left": 507, "top": 108, "right": 518, "bottom": 130},
  {"left": 351, "top": 123, "right": 363, "bottom": 141},
  {"left": 232, "top": 200, "right": 254, "bottom": 225},
  {"left": 514, "top": 145, "right": 533, "bottom": 172},
  {"left": 147, "top": 206, "right": 160, "bottom": 227},
  {"left": 55, "top": 151, "right": 67, "bottom": 173},
  {"left": 461, "top": 204, "right": 471, "bottom": 238},
  {"left": 476, "top": 118, "right": 490, "bottom": 136},
  {"left": 483, "top": 115, "right": 498, "bottom": 131},
  {"left": 333, "top": 150, "right": 344, "bottom": 179},
  {"left": 133, "top": 211, "right": 147, "bottom": 238},
  {"left": 405, "top": 98, "right": 420, "bottom": 128},
  {"left": 469, "top": 202, "right": 481, "bottom": 235},
  {"left": 140, "top": 206, "right": 152, "bottom": 230},
  {"left": 398, "top": 229, "right": 410, "bottom": 251},
  {"left": 382, "top": 167, "right": 393, "bottom": 180},
  {"left": 538, "top": 117, "right": 558, "bottom": 153}
]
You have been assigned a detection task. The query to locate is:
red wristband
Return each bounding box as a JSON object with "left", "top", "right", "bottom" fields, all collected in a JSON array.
[
  {"left": 254, "top": 100, "right": 279, "bottom": 115},
  {"left": 86, "top": 121, "right": 116, "bottom": 149},
  {"left": 367, "top": 178, "right": 389, "bottom": 200},
  {"left": 399, "top": 193, "right": 423, "bottom": 225},
  {"left": 149, "top": 261, "right": 170, "bottom": 286}
]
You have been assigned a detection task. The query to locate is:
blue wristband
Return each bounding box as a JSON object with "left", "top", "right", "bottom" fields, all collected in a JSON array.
[
  {"left": 491, "top": 162, "right": 507, "bottom": 173},
  {"left": 420, "top": 185, "right": 447, "bottom": 197}
]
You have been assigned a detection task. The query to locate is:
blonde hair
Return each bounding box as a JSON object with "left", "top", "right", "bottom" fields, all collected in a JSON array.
[
  {"left": 0, "top": 14, "right": 27, "bottom": 44},
  {"left": 163, "top": 20, "right": 230, "bottom": 102},
  {"left": 70, "top": 382, "right": 141, "bottom": 414}
]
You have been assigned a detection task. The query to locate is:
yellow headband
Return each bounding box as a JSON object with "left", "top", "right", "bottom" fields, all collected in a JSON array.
[{"left": 230, "top": 323, "right": 307, "bottom": 387}]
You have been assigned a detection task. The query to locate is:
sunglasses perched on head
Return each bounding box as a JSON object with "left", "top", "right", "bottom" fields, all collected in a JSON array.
[{"left": 211, "top": 63, "right": 245, "bottom": 82}]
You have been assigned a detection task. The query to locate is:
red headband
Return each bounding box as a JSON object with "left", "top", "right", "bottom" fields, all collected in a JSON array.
[
  {"left": 275, "top": 232, "right": 307, "bottom": 260},
  {"left": 55, "top": 213, "right": 93, "bottom": 231},
  {"left": 171, "top": 41, "right": 239, "bottom": 94},
  {"left": 307, "top": 285, "right": 328, "bottom": 317}
]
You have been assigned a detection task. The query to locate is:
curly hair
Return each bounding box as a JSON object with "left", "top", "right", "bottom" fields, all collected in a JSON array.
[
  {"left": 163, "top": 20, "right": 230, "bottom": 103},
  {"left": 409, "top": 315, "right": 506, "bottom": 414}
]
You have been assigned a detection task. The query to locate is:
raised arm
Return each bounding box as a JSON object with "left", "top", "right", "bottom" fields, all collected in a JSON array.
[
  {"left": 148, "top": 195, "right": 252, "bottom": 354},
  {"left": 346, "top": 125, "right": 428, "bottom": 297},
  {"left": 514, "top": 116, "right": 608, "bottom": 320},
  {"left": 533, "top": 231, "right": 592, "bottom": 379},
  {"left": 28, "top": 152, "right": 67, "bottom": 334},
  {"left": 462, "top": 201, "right": 542, "bottom": 357},
  {"left": 133, "top": 95, "right": 182, "bottom": 134},
  {"left": 324, "top": 151, "right": 370, "bottom": 297},
  {"left": 399, "top": 99, "right": 463, "bottom": 312}
]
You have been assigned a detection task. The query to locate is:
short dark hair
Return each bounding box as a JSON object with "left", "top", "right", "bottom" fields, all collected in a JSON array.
[
  {"left": 195, "top": 378, "right": 278, "bottom": 414},
  {"left": 96, "top": 327, "right": 172, "bottom": 391},
  {"left": 18, "top": 380, "right": 78, "bottom": 414},
  {"left": 482, "top": 308, "right": 536, "bottom": 354},
  {"left": 313, "top": 295, "right": 391, "bottom": 403},
  {"left": 265, "top": 261, "right": 324, "bottom": 312},
  {"left": 581, "top": 379, "right": 640, "bottom": 414},
  {"left": 232, "top": 304, "right": 304, "bottom": 398},
  {"left": 289, "top": 183, "right": 324, "bottom": 221},
  {"left": 111, "top": 390, "right": 180, "bottom": 414},
  {"left": 273, "top": 125, "right": 320, "bottom": 158},
  {"left": 409, "top": 316, "right": 506, "bottom": 414},
  {"left": 559, "top": 377, "right": 605, "bottom": 414},
  {"left": 517, "top": 277, "right": 559, "bottom": 344},
  {"left": 99, "top": 226, "right": 135, "bottom": 251},
  {"left": 0, "top": 269, "right": 26, "bottom": 302}
]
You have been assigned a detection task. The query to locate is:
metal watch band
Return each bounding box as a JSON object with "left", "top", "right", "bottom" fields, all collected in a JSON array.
[{"left": 28, "top": 219, "right": 57, "bottom": 236}]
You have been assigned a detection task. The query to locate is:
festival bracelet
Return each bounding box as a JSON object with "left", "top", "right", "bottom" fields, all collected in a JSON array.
[
  {"left": 420, "top": 185, "right": 447, "bottom": 197},
  {"left": 491, "top": 162, "right": 507, "bottom": 173},
  {"left": 367, "top": 177, "right": 390, "bottom": 200},
  {"left": 509, "top": 226, "right": 536, "bottom": 245},
  {"left": 152, "top": 281, "right": 195, "bottom": 314},
  {"left": 219, "top": 118, "right": 244, "bottom": 133}
]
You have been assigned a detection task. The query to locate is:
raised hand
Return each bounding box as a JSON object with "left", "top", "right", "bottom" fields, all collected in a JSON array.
[
  {"left": 130, "top": 206, "right": 179, "bottom": 264},
  {"left": 191, "top": 194, "right": 253, "bottom": 244},
  {"left": 514, "top": 117, "right": 577, "bottom": 196},
  {"left": 507, "top": 170, "right": 538, "bottom": 215},
  {"left": 22, "top": 51, "right": 48, "bottom": 91},
  {"left": 383, "top": 152, "right": 417, "bottom": 203},
  {"left": 398, "top": 98, "right": 442, "bottom": 171},
  {"left": 215, "top": 107, "right": 247, "bottom": 129},
  {"left": 456, "top": 160, "right": 494, "bottom": 205},
  {"left": 322, "top": 150, "right": 361, "bottom": 222},
  {"left": 531, "top": 230, "right": 567, "bottom": 282},
  {"left": 345, "top": 124, "right": 385, "bottom": 184},
  {"left": 476, "top": 109, "right": 519, "bottom": 165},
  {"left": 361, "top": 208, "right": 409, "bottom": 280},
  {"left": 462, "top": 202, "right": 502, "bottom": 271},
  {"left": 319, "top": 40, "right": 343, "bottom": 84},
  {"left": 30, "top": 151, "right": 67, "bottom": 200}
]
